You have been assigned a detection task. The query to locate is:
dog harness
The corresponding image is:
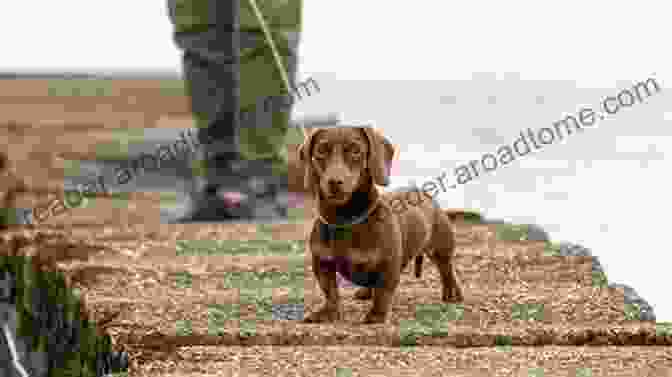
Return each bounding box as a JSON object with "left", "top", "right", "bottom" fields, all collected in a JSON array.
[
  {"left": 316, "top": 197, "right": 386, "bottom": 288},
  {"left": 317, "top": 254, "right": 386, "bottom": 288}
]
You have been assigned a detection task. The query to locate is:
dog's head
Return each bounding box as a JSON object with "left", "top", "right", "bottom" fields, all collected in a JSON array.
[{"left": 297, "top": 126, "right": 394, "bottom": 206}]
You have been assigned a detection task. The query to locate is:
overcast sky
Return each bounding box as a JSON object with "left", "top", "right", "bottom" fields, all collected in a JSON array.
[{"left": 1, "top": 0, "right": 669, "bottom": 87}]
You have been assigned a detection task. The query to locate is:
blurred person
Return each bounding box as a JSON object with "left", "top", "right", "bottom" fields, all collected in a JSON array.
[{"left": 166, "top": 0, "right": 311, "bottom": 222}]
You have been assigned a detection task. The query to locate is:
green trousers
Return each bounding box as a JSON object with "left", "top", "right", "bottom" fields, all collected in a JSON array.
[{"left": 167, "top": 0, "right": 302, "bottom": 174}]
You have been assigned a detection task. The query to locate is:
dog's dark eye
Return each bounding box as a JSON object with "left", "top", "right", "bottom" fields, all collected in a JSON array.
[
  {"left": 314, "top": 143, "right": 330, "bottom": 157},
  {"left": 347, "top": 146, "right": 362, "bottom": 157}
]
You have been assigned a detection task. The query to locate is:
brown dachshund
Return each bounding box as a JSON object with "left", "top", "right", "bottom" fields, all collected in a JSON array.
[{"left": 298, "top": 125, "right": 463, "bottom": 324}]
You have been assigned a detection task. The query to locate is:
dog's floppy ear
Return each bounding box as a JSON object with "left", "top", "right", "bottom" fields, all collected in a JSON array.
[
  {"left": 361, "top": 126, "right": 394, "bottom": 186},
  {"left": 297, "top": 128, "right": 320, "bottom": 193}
]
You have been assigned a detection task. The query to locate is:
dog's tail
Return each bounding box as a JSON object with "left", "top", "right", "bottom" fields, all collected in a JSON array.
[
  {"left": 414, "top": 255, "right": 423, "bottom": 278},
  {"left": 444, "top": 209, "right": 483, "bottom": 223}
]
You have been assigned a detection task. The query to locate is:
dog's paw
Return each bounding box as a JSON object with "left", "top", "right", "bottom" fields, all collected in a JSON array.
[
  {"left": 303, "top": 306, "right": 341, "bottom": 323},
  {"left": 443, "top": 295, "right": 464, "bottom": 303},
  {"left": 363, "top": 310, "right": 388, "bottom": 324},
  {"left": 354, "top": 287, "right": 373, "bottom": 300},
  {"left": 442, "top": 286, "right": 464, "bottom": 303}
]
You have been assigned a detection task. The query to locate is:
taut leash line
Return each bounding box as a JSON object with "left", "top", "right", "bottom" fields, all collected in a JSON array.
[{"left": 246, "top": 0, "right": 307, "bottom": 139}]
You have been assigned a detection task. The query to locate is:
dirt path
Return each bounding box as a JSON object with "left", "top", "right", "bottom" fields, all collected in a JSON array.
[{"left": 132, "top": 346, "right": 672, "bottom": 377}]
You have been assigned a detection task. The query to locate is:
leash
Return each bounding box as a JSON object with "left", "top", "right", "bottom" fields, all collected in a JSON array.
[
  {"left": 247, "top": 1, "right": 391, "bottom": 229},
  {"left": 247, "top": 0, "right": 307, "bottom": 139}
]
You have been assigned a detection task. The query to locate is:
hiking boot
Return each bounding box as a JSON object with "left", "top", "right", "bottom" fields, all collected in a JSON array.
[
  {"left": 166, "top": 114, "right": 340, "bottom": 224},
  {"left": 167, "top": 150, "right": 303, "bottom": 223}
]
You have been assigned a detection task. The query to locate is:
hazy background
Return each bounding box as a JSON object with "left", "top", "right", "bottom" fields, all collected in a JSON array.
[{"left": 2, "top": 1, "right": 671, "bottom": 321}]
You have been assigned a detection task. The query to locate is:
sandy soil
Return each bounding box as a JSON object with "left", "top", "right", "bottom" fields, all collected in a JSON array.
[{"left": 1, "top": 79, "right": 671, "bottom": 376}]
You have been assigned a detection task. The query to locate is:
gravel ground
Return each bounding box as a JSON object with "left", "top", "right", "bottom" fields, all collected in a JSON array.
[
  {"left": 482, "top": 217, "right": 656, "bottom": 322},
  {"left": 132, "top": 345, "right": 672, "bottom": 377},
  {"left": 272, "top": 216, "right": 657, "bottom": 323},
  {"left": 553, "top": 242, "right": 656, "bottom": 322},
  {"left": 1, "top": 80, "right": 667, "bottom": 376}
]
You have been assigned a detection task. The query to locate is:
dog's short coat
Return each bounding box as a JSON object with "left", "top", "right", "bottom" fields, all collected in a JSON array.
[{"left": 298, "top": 126, "right": 464, "bottom": 324}]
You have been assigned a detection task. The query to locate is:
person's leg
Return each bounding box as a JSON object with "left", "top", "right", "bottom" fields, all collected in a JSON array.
[
  {"left": 166, "top": 0, "right": 303, "bottom": 222},
  {"left": 237, "top": 0, "right": 302, "bottom": 166}
]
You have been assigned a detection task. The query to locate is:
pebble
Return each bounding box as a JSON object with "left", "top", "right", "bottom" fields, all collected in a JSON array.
[{"left": 272, "top": 303, "right": 304, "bottom": 321}]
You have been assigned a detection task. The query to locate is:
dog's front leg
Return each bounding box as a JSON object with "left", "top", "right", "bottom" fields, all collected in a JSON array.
[
  {"left": 304, "top": 253, "right": 342, "bottom": 323},
  {"left": 363, "top": 261, "right": 400, "bottom": 324}
]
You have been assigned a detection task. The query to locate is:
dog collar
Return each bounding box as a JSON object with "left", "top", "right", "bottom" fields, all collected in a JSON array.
[{"left": 317, "top": 197, "right": 380, "bottom": 242}]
